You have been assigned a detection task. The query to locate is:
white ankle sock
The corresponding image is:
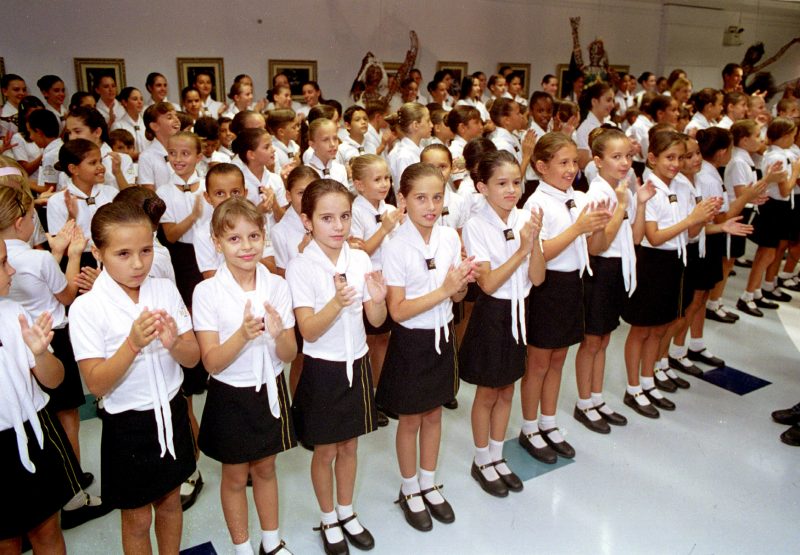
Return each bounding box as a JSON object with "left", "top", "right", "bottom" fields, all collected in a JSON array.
[
  {"left": 474, "top": 445, "right": 499, "bottom": 480},
  {"left": 63, "top": 491, "right": 87, "bottom": 511},
  {"left": 234, "top": 539, "right": 254, "bottom": 555},
  {"left": 762, "top": 280, "right": 775, "bottom": 292},
  {"left": 488, "top": 439, "right": 511, "bottom": 475},
  {"left": 539, "top": 414, "right": 564, "bottom": 442},
  {"left": 707, "top": 299, "right": 720, "bottom": 310},
  {"left": 336, "top": 504, "right": 364, "bottom": 535},
  {"left": 688, "top": 338, "right": 705, "bottom": 352},
  {"left": 261, "top": 529, "right": 280, "bottom": 553},
  {"left": 668, "top": 344, "right": 686, "bottom": 359},
  {"left": 591, "top": 392, "right": 614, "bottom": 415},
  {"left": 657, "top": 357, "right": 668, "bottom": 370},
  {"left": 642, "top": 377, "right": 665, "bottom": 399},
  {"left": 779, "top": 271, "right": 794, "bottom": 279},
  {"left": 400, "top": 475, "right": 425, "bottom": 512},
  {"left": 521, "top": 419, "right": 548, "bottom": 448},
  {"left": 419, "top": 468, "right": 445, "bottom": 504},
  {"left": 665, "top": 368, "right": 680, "bottom": 379},
  {"left": 627, "top": 384, "right": 651, "bottom": 406},
  {"left": 321, "top": 510, "right": 344, "bottom": 543},
  {"left": 577, "top": 398, "right": 602, "bottom": 421},
  {"left": 654, "top": 368, "right": 670, "bottom": 381},
  {"left": 754, "top": 288, "right": 764, "bottom": 300},
  {"left": 741, "top": 291, "right": 754, "bottom": 302}
]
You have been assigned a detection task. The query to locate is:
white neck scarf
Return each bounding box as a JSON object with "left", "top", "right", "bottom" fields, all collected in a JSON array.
[
  {"left": 215, "top": 263, "right": 281, "bottom": 417},
  {"left": 538, "top": 183, "right": 592, "bottom": 277},
  {"left": 596, "top": 177, "right": 637, "bottom": 295},
  {"left": 394, "top": 219, "right": 449, "bottom": 353},
  {"left": 309, "top": 154, "right": 332, "bottom": 177},
  {"left": 480, "top": 203, "right": 527, "bottom": 342},
  {"left": 93, "top": 271, "right": 176, "bottom": 459},
  {"left": 302, "top": 240, "right": 356, "bottom": 386},
  {"left": 650, "top": 176, "right": 687, "bottom": 265},
  {"left": 684, "top": 177, "right": 707, "bottom": 258}
]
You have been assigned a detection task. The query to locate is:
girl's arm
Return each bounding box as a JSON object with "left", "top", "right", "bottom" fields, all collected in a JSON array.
[
  {"left": 53, "top": 229, "right": 87, "bottom": 306},
  {"left": 386, "top": 262, "right": 470, "bottom": 322},
  {"left": 294, "top": 278, "right": 354, "bottom": 342},
  {"left": 542, "top": 206, "right": 610, "bottom": 261},
  {"left": 16, "top": 154, "right": 42, "bottom": 176},
  {"left": 363, "top": 271, "right": 388, "bottom": 328},
  {"left": 631, "top": 200, "right": 648, "bottom": 244},
  {"left": 476, "top": 218, "right": 536, "bottom": 295},
  {"left": 20, "top": 312, "right": 63, "bottom": 389},
  {"left": 108, "top": 152, "right": 130, "bottom": 190},
  {"left": 162, "top": 195, "right": 203, "bottom": 243},
  {"left": 778, "top": 159, "right": 800, "bottom": 198},
  {"left": 644, "top": 199, "right": 715, "bottom": 246},
  {"left": 360, "top": 210, "right": 402, "bottom": 255}
]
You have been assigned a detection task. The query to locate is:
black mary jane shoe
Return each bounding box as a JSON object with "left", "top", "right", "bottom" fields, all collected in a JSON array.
[
  {"left": 623, "top": 392, "right": 659, "bottom": 419},
  {"left": 762, "top": 288, "right": 792, "bottom": 302},
  {"left": 376, "top": 411, "right": 389, "bottom": 428},
  {"left": 540, "top": 428, "right": 576, "bottom": 459},
  {"left": 705, "top": 307, "right": 736, "bottom": 324},
  {"left": 470, "top": 461, "right": 508, "bottom": 498},
  {"left": 643, "top": 388, "right": 676, "bottom": 411},
  {"left": 492, "top": 459, "right": 524, "bottom": 492},
  {"left": 687, "top": 348, "right": 725, "bottom": 367},
  {"left": 313, "top": 522, "right": 349, "bottom": 555},
  {"left": 443, "top": 398, "right": 459, "bottom": 410},
  {"left": 772, "top": 402, "right": 800, "bottom": 426},
  {"left": 394, "top": 490, "right": 433, "bottom": 532},
  {"left": 668, "top": 373, "right": 691, "bottom": 389},
  {"left": 654, "top": 371, "right": 678, "bottom": 393},
  {"left": 180, "top": 472, "right": 204, "bottom": 511},
  {"left": 517, "top": 430, "right": 557, "bottom": 464},
  {"left": 668, "top": 356, "right": 703, "bottom": 378},
  {"left": 780, "top": 424, "right": 800, "bottom": 446},
  {"left": 420, "top": 484, "right": 455, "bottom": 523},
  {"left": 573, "top": 405, "right": 611, "bottom": 434},
  {"left": 259, "top": 539, "right": 293, "bottom": 555},
  {"left": 594, "top": 402, "right": 628, "bottom": 426},
  {"left": 338, "top": 514, "right": 375, "bottom": 551},
  {"left": 754, "top": 297, "right": 779, "bottom": 310},
  {"left": 736, "top": 298, "right": 763, "bottom": 317}
]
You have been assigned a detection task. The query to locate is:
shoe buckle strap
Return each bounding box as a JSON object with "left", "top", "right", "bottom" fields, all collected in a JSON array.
[
  {"left": 338, "top": 513, "right": 358, "bottom": 526},
  {"left": 419, "top": 484, "right": 444, "bottom": 496},
  {"left": 394, "top": 491, "right": 422, "bottom": 504},
  {"left": 312, "top": 521, "right": 341, "bottom": 531}
]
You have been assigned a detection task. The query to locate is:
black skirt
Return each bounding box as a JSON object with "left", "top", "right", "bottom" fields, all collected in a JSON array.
[
  {"left": 181, "top": 360, "right": 209, "bottom": 396},
  {"left": 459, "top": 294, "right": 526, "bottom": 387},
  {"left": 527, "top": 270, "right": 584, "bottom": 349},
  {"left": 199, "top": 374, "right": 296, "bottom": 464},
  {"left": 377, "top": 323, "right": 459, "bottom": 415},
  {"left": 0, "top": 409, "right": 80, "bottom": 540},
  {"left": 101, "top": 394, "right": 196, "bottom": 509},
  {"left": 792, "top": 195, "right": 800, "bottom": 242},
  {"left": 686, "top": 234, "right": 724, "bottom": 292},
  {"left": 622, "top": 247, "right": 683, "bottom": 327},
  {"left": 727, "top": 206, "right": 754, "bottom": 259},
  {"left": 364, "top": 309, "right": 393, "bottom": 335},
  {"left": 40, "top": 326, "right": 85, "bottom": 412},
  {"left": 164, "top": 239, "right": 203, "bottom": 309},
  {"left": 751, "top": 198, "right": 793, "bottom": 248},
  {"left": 583, "top": 256, "right": 626, "bottom": 336},
  {"left": 292, "top": 354, "right": 378, "bottom": 446}
]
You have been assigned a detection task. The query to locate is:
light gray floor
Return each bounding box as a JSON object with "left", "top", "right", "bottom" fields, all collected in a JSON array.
[{"left": 65, "top": 263, "right": 800, "bottom": 555}]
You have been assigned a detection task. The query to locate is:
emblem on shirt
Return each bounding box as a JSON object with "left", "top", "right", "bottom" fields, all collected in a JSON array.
[
  {"left": 425, "top": 258, "right": 437, "bottom": 270},
  {"left": 441, "top": 207, "right": 450, "bottom": 216},
  {"left": 503, "top": 229, "right": 515, "bottom": 241},
  {"left": 668, "top": 194, "right": 677, "bottom": 203}
]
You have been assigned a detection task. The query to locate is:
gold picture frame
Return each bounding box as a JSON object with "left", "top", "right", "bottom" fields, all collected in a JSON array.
[
  {"left": 497, "top": 62, "right": 531, "bottom": 100},
  {"left": 268, "top": 59, "right": 318, "bottom": 102},
  {"left": 437, "top": 61, "right": 469, "bottom": 86},
  {"left": 74, "top": 58, "right": 126, "bottom": 93},
  {"left": 177, "top": 58, "right": 226, "bottom": 102}
]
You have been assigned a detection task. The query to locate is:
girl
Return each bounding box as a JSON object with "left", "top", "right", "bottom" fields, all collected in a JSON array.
[
  {"left": 458, "top": 137, "right": 498, "bottom": 218},
  {"left": 145, "top": 72, "right": 176, "bottom": 109},
  {"left": 339, "top": 106, "right": 372, "bottom": 165},
  {"left": 447, "top": 105, "right": 483, "bottom": 162},
  {"left": 300, "top": 81, "right": 324, "bottom": 118},
  {"left": 487, "top": 74, "right": 509, "bottom": 101},
  {"left": 685, "top": 89, "right": 724, "bottom": 135},
  {"left": 508, "top": 73, "right": 527, "bottom": 106},
  {"left": 46, "top": 139, "right": 118, "bottom": 268},
  {"left": 94, "top": 75, "right": 125, "bottom": 125},
  {"left": 69, "top": 91, "right": 95, "bottom": 112},
  {"left": 490, "top": 98, "right": 536, "bottom": 179},
  {"left": 427, "top": 109, "right": 454, "bottom": 146},
  {"left": 64, "top": 106, "right": 136, "bottom": 190},
  {"left": 10, "top": 96, "right": 44, "bottom": 182},
  {"left": 1, "top": 74, "right": 27, "bottom": 135},
  {"left": 273, "top": 165, "right": 317, "bottom": 276},
  {"left": 37, "top": 74, "right": 68, "bottom": 131},
  {"left": 455, "top": 76, "right": 490, "bottom": 123},
  {"left": 387, "top": 103, "right": 432, "bottom": 189},
  {"left": 219, "top": 116, "right": 235, "bottom": 157},
  {"left": 621, "top": 131, "right": 715, "bottom": 418},
  {"left": 738, "top": 118, "right": 800, "bottom": 315},
  {"left": 574, "top": 129, "right": 653, "bottom": 434},
  {"left": 520, "top": 134, "right": 610, "bottom": 461},
  {"left": 286, "top": 179, "right": 386, "bottom": 554},
  {"left": 181, "top": 87, "right": 203, "bottom": 124},
  {"left": 718, "top": 91, "right": 748, "bottom": 130},
  {"left": 194, "top": 72, "right": 224, "bottom": 118},
  {"left": 460, "top": 151, "right": 545, "bottom": 497},
  {"left": 268, "top": 109, "right": 301, "bottom": 175},
  {"left": 138, "top": 102, "right": 181, "bottom": 188},
  {"left": 231, "top": 128, "right": 287, "bottom": 226},
  {"left": 193, "top": 198, "right": 297, "bottom": 555},
  {"left": 223, "top": 82, "right": 254, "bottom": 119},
  {"left": 305, "top": 118, "right": 349, "bottom": 186},
  {"left": 378, "top": 163, "right": 478, "bottom": 531},
  {"left": 70, "top": 201, "right": 200, "bottom": 554},
  {"left": 576, "top": 82, "right": 616, "bottom": 169},
  {"left": 420, "top": 145, "right": 469, "bottom": 230},
  {"left": 112, "top": 86, "right": 149, "bottom": 155}
]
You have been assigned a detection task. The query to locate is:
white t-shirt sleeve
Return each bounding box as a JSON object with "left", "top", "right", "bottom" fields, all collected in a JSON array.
[
  {"left": 381, "top": 242, "right": 406, "bottom": 287},
  {"left": 273, "top": 277, "right": 296, "bottom": 329},
  {"left": 191, "top": 280, "right": 217, "bottom": 332},
  {"left": 46, "top": 194, "right": 67, "bottom": 235},
  {"left": 41, "top": 254, "right": 68, "bottom": 295},
  {"left": 68, "top": 298, "right": 107, "bottom": 361},
  {"left": 167, "top": 281, "right": 193, "bottom": 335},
  {"left": 286, "top": 260, "right": 317, "bottom": 309}
]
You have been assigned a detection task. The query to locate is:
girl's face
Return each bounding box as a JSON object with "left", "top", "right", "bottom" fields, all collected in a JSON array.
[
  {"left": 282, "top": 117, "right": 302, "bottom": 142},
  {"left": 274, "top": 88, "right": 292, "bottom": 109},
  {"left": 508, "top": 76, "right": 522, "bottom": 97},
  {"left": 122, "top": 89, "right": 145, "bottom": 115},
  {"left": 2, "top": 79, "right": 27, "bottom": 107},
  {"left": 153, "top": 110, "right": 181, "bottom": 139},
  {"left": 532, "top": 98, "right": 553, "bottom": 130},
  {"left": 355, "top": 162, "right": 392, "bottom": 205},
  {"left": 536, "top": 144, "right": 579, "bottom": 191},
  {"left": 595, "top": 138, "right": 633, "bottom": 182},
  {"left": 477, "top": 161, "right": 522, "bottom": 218},
  {"left": 674, "top": 85, "right": 691, "bottom": 104},
  {"left": 79, "top": 95, "right": 96, "bottom": 109},
  {"left": 309, "top": 122, "right": 339, "bottom": 163},
  {"left": 0, "top": 241, "right": 16, "bottom": 296},
  {"left": 433, "top": 122, "right": 454, "bottom": 142},
  {"left": 592, "top": 90, "right": 616, "bottom": 118},
  {"left": 417, "top": 110, "right": 433, "bottom": 139},
  {"left": 346, "top": 110, "right": 369, "bottom": 138},
  {"left": 728, "top": 99, "right": 748, "bottom": 121},
  {"left": 649, "top": 143, "right": 685, "bottom": 181},
  {"left": 167, "top": 137, "right": 201, "bottom": 178},
  {"left": 204, "top": 174, "right": 244, "bottom": 208},
  {"left": 249, "top": 134, "right": 275, "bottom": 167},
  {"left": 421, "top": 150, "right": 453, "bottom": 184},
  {"left": 301, "top": 192, "right": 352, "bottom": 257},
  {"left": 431, "top": 82, "right": 448, "bottom": 104},
  {"left": 288, "top": 177, "right": 313, "bottom": 214},
  {"left": 470, "top": 79, "right": 481, "bottom": 100},
  {"left": 96, "top": 77, "right": 117, "bottom": 103},
  {"left": 44, "top": 81, "right": 66, "bottom": 107},
  {"left": 502, "top": 102, "right": 522, "bottom": 131},
  {"left": 658, "top": 100, "right": 680, "bottom": 125},
  {"left": 150, "top": 76, "right": 168, "bottom": 101},
  {"left": 65, "top": 116, "right": 102, "bottom": 145},
  {"left": 70, "top": 148, "right": 105, "bottom": 186},
  {"left": 401, "top": 81, "right": 419, "bottom": 103},
  {"left": 747, "top": 98, "right": 767, "bottom": 119},
  {"left": 775, "top": 129, "right": 798, "bottom": 149},
  {"left": 183, "top": 91, "right": 202, "bottom": 117},
  {"left": 680, "top": 139, "right": 703, "bottom": 176},
  {"left": 235, "top": 86, "right": 254, "bottom": 109},
  {"left": 214, "top": 216, "right": 265, "bottom": 273},
  {"left": 219, "top": 121, "right": 234, "bottom": 148},
  {"left": 402, "top": 175, "right": 445, "bottom": 232},
  {"left": 195, "top": 74, "right": 213, "bottom": 98},
  {"left": 490, "top": 78, "right": 507, "bottom": 97},
  {"left": 94, "top": 223, "right": 154, "bottom": 296},
  {"left": 707, "top": 95, "right": 724, "bottom": 120},
  {"left": 302, "top": 84, "right": 321, "bottom": 107},
  {"left": 459, "top": 118, "right": 483, "bottom": 141}
]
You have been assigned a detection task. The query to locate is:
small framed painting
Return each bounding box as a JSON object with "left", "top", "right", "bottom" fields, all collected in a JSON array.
[
  {"left": 268, "top": 59, "right": 318, "bottom": 101},
  {"left": 74, "top": 58, "right": 126, "bottom": 93},
  {"left": 437, "top": 61, "right": 469, "bottom": 86},
  {"left": 497, "top": 62, "right": 531, "bottom": 100},
  {"left": 177, "top": 58, "right": 226, "bottom": 101}
]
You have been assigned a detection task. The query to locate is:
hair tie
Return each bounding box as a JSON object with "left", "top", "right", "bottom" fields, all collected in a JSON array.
[{"left": 0, "top": 167, "right": 23, "bottom": 178}]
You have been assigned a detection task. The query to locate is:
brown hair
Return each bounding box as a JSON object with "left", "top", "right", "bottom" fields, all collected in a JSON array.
[
  {"left": 397, "top": 102, "right": 428, "bottom": 133},
  {"left": 649, "top": 129, "right": 685, "bottom": 158},
  {"left": 445, "top": 105, "right": 481, "bottom": 134},
  {"left": 286, "top": 165, "right": 319, "bottom": 192},
  {"left": 475, "top": 150, "right": 518, "bottom": 185},
  {"left": 168, "top": 131, "right": 202, "bottom": 154},
  {"left": 533, "top": 132, "right": 577, "bottom": 163},
  {"left": 351, "top": 154, "right": 388, "bottom": 183},
  {"left": 589, "top": 126, "right": 629, "bottom": 158},
  {"left": 421, "top": 143, "right": 453, "bottom": 165},
  {"left": 112, "top": 185, "right": 167, "bottom": 230},
  {"left": 300, "top": 178, "right": 352, "bottom": 218},
  {"left": 730, "top": 119, "right": 759, "bottom": 144},
  {"left": 0, "top": 157, "right": 31, "bottom": 192},
  {"left": 55, "top": 139, "right": 101, "bottom": 176},
  {"left": 143, "top": 102, "right": 175, "bottom": 141},
  {"left": 0, "top": 186, "right": 33, "bottom": 231},
  {"left": 308, "top": 118, "right": 337, "bottom": 141},
  {"left": 696, "top": 127, "right": 733, "bottom": 159},
  {"left": 265, "top": 109, "right": 297, "bottom": 134},
  {"left": 210, "top": 196, "right": 265, "bottom": 238},
  {"left": 766, "top": 116, "right": 797, "bottom": 143},
  {"left": 91, "top": 202, "right": 153, "bottom": 250},
  {"left": 206, "top": 163, "right": 245, "bottom": 193},
  {"left": 489, "top": 97, "right": 517, "bottom": 126},
  {"left": 231, "top": 128, "right": 269, "bottom": 160},
  {"left": 398, "top": 162, "right": 444, "bottom": 197}
]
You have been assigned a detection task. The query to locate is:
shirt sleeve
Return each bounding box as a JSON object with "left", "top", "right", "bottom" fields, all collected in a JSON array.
[
  {"left": 167, "top": 281, "right": 193, "bottom": 335},
  {"left": 46, "top": 194, "right": 67, "bottom": 235},
  {"left": 157, "top": 188, "right": 178, "bottom": 224},
  {"left": 462, "top": 220, "right": 490, "bottom": 262},
  {"left": 68, "top": 297, "right": 107, "bottom": 361},
  {"left": 191, "top": 280, "right": 218, "bottom": 332},
  {"left": 272, "top": 278, "right": 296, "bottom": 329},
  {"left": 40, "top": 253, "right": 68, "bottom": 295},
  {"left": 137, "top": 153, "right": 155, "bottom": 185},
  {"left": 724, "top": 160, "right": 751, "bottom": 189},
  {"left": 286, "top": 259, "right": 317, "bottom": 309}
]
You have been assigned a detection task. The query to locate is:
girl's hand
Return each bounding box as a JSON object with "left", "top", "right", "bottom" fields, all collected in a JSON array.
[
  {"left": 263, "top": 302, "right": 284, "bottom": 339},
  {"left": 442, "top": 264, "right": 469, "bottom": 297},
  {"left": 0, "top": 130, "right": 17, "bottom": 154},
  {"left": 239, "top": 300, "right": 265, "bottom": 341},
  {"left": 720, "top": 215, "right": 754, "bottom": 237},
  {"left": 280, "top": 160, "right": 299, "bottom": 184},
  {"left": 365, "top": 271, "right": 387, "bottom": 303},
  {"left": 333, "top": 274, "right": 357, "bottom": 309},
  {"left": 689, "top": 198, "right": 717, "bottom": 225},
  {"left": 154, "top": 310, "right": 179, "bottom": 350},
  {"left": 258, "top": 186, "right": 276, "bottom": 214},
  {"left": 46, "top": 220, "right": 74, "bottom": 257},
  {"left": 67, "top": 225, "right": 88, "bottom": 258},
  {"left": 763, "top": 161, "right": 786, "bottom": 184},
  {"left": 129, "top": 308, "right": 160, "bottom": 350},
  {"left": 191, "top": 193, "right": 204, "bottom": 221},
  {"left": 521, "top": 130, "right": 537, "bottom": 160},
  {"left": 614, "top": 181, "right": 630, "bottom": 209},
  {"left": 19, "top": 312, "right": 54, "bottom": 356},
  {"left": 297, "top": 232, "right": 312, "bottom": 254},
  {"left": 629, "top": 138, "right": 642, "bottom": 157},
  {"left": 575, "top": 204, "right": 612, "bottom": 234},
  {"left": 636, "top": 180, "right": 656, "bottom": 204},
  {"left": 75, "top": 266, "right": 100, "bottom": 293},
  {"left": 107, "top": 151, "right": 122, "bottom": 174},
  {"left": 64, "top": 190, "right": 79, "bottom": 221},
  {"left": 381, "top": 208, "right": 402, "bottom": 232},
  {"left": 529, "top": 206, "right": 543, "bottom": 241},
  {"left": 518, "top": 217, "right": 535, "bottom": 253},
  {"left": 347, "top": 237, "right": 366, "bottom": 250}
]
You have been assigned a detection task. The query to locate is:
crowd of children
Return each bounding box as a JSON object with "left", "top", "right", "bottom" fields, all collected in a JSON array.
[{"left": 1, "top": 60, "right": 799, "bottom": 555}]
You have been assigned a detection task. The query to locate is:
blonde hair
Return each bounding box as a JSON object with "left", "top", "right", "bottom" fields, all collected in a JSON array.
[
  {"left": 351, "top": 154, "right": 388, "bottom": 182},
  {"left": 533, "top": 132, "right": 577, "bottom": 163},
  {"left": 397, "top": 102, "right": 428, "bottom": 133},
  {"left": 0, "top": 185, "right": 34, "bottom": 230},
  {"left": 308, "top": 117, "right": 336, "bottom": 141},
  {"left": 0, "top": 157, "right": 31, "bottom": 193},
  {"left": 168, "top": 131, "right": 202, "bottom": 153},
  {"left": 211, "top": 196, "right": 265, "bottom": 239}
]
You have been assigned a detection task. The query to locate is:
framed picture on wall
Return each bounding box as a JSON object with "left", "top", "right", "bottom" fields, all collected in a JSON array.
[
  {"left": 74, "top": 58, "right": 126, "bottom": 93},
  {"left": 177, "top": 58, "right": 225, "bottom": 102},
  {"left": 497, "top": 62, "right": 531, "bottom": 99},
  {"left": 383, "top": 62, "right": 403, "bottom": 79},
  {"left": 436, "top": 61, "right": 469, "bottom": 86},
  {"left": 268, "top": 60, "right": 317, "bottom": 101},
  {"left": 556, "top": 63, "right": 630, "bottom": 99}
]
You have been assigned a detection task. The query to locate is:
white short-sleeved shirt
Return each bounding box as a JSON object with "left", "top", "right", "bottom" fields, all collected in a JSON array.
[
  {"left": 273, "top": 138, "right": 299, "bottom": 175},
  {"left": 462, "top": 204, "right": 532, "bottom": 299},
  {"left": 305, "top": 153, "right": 349, "bottom": 187},
  {"left": 96, "top": 99, "right": 126, "bottom": 125},
  {"left": 37, "top": 139, "right": 63, "bottom": 188},
  {"left": 271, "top": 206, "right": 306, "bottom": 270},
  {"left": 684, "top": 112, "right": 712, "bottom": 134},
  {"left": 157, "top": 172, "right": 205, "bottom": 243},
  {"left": 641, "top": 173, "right": 693, "bottom": 251},
  {"left": 10, "top": 134, "right": 41, "bottom": 182},
  {"left": 46, "top": 180, "right": 117, "bottom": 248},
  {"left": 338, "top": 135, "right": 371, "bottom": 167},
  {"left": 492, "top": 127, "right": 522, "bottom": 163},
  {"left": 576, "top": 111, "right": 603, "bottom": 151},
  {"left": 583, "top": 176, "right": 637, "bottom": 258},
  {"left": 456, "top": 98, "right": 490, "bottom": 123},
  {"left": 717, "top": 115, "right": 734, "bottom": 130},
  {"left": 387, "top": 138, "right": 422, "bottom": 192},
  {"left": 696, "top": 160, "right": 729, "bottom": 212},
  {"left": 439, "top": 187, "right": 469, "bottom": 230},
  {"left": 350, "top": 196, "right": 398, "bottom": 271},
  {"left": 382, "top": 221, "right": 462, "bottom": 329},
  {"left": 197, "top": 150, "right": 231, "bottom": 179},
  {"left": 56, "top": 143, "right": 135, "bottom": 192},
  {"left": 5, "top": 239, "right": 68, "bottom": 327},
  {"left": 192, "top": 264, "right": 295, "bottom": 387},
  {"left": 150, "top": 237, "right": 176, "bottom": 282},
  {"left": 762, "top": 145, "right": 793, "bottom": 201},
  {"left": 364, "top": 124, "right": 382, "bottom": 155},
  {"left": 456, "top": 175, "right": 486, "bottom": 217},
  {"left": 200, "top": 97, "right": 225, "bottom": 119},
  {"left": 111, "top": 112, "right": 150, "bottom": 153},
  {"left": 626, "top": 115, "right": 653, "bottom": 163},
  {"left": 524, "top": 182, "right": 586, "bottom": 271},
  {"left": 449, "top": 135, "right": 467, "bottom": 162},
  {"left": 69, "top": 271, "right": 192, "bottom": 413},
  {"left": 46, "top": 103, "right": 68, "bottom": 133},
  {"left": 724, "top": 147, "right": 757, "bottom": 203},
  {"left": 0, "top": 103, "right": 18, "bottom": 136},
  {"left": 286, "top": 242, "right": 373, "bottom": 361},
  {"left": 241, "top": 164, "right": 288, "bottom": 228},
  {"left": 138, "top": 140, "right": 172, "bottom": 188}
]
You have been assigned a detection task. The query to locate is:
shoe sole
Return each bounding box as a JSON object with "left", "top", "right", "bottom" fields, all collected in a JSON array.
[
  {"left": 623, "top": 398, "right": 660, "bottom": 419},
  {"left": 573, "top": 408, "right": 611, "bottom": 434},
  {"left": 517, "top": 435, "right": 557, "bottom": 464},
  {"left": 470, "top": 465, "right": 508, "bottom": 498}
]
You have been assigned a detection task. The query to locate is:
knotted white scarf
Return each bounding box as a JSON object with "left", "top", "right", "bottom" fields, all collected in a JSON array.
[
  {"left": 538, "top": 183, "right": 593, "bottom": 277},
  {"left": 593, "top": 177, "right": 637, "bottom": 295},
  {"left": 650, "top": 176, "right": 687, "bottom": 266}
]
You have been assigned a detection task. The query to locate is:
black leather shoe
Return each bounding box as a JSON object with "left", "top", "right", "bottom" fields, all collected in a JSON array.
[
  {"left": 623, "top": 391, "right": 659, "bottom": 419},
  {"left": 754, "top": 297, "right": 779, "bottom": 309},
  {"left": 313, "top": 522, "right": 349, "bottom": 555},
  {"left": 492, "top": 459, "right": 523, "bottom": 492},
  {"left": 687, "top": 348, "right": 725, "bottom": 367},
  {"left": 79, "top": 472, "right": 95, "bottom": 489},
  {"left": 736, "top": 298, "right": 763, "bottom": 317},
  {"left": 734, "top": 258, "right": 753, "bottom": 268},
  {"left": 471, "top": 461, "right": 509, "bottom": 498},
  {"left": 594, "top": 402, "right": 628, "bottom": 426},
  {"left": 180, "top": 472, "right": 204, "bottom": 511},
  {"left": 518, "top": 430, "right": 557, "bottom": 464},
  {"left": 654, "top": 371, "right": 678, "bottom": 393},
  {"left": 61, "top": 496, "right": 114, "bottom": 530},
  {"left": 376, "top": 411, "right": 389, "bottom": 428},
  {"left": 780, "top": 424, "right": 800, "bottom": 446},
  {"left": 338, "top": 514, "right": 375, "bottom": 551},
  {"left": 779, "top": 277, "right": 800, "bottom": 292},
  {"left": 643, "top": 388, "right": 676, "bottom": 411},
  {"left": 420, "top": 485, "right": 455, "bottom": 523},
  {"left": 377, "top": 405, "right": 398, "bottom": 420},
  {"left": 259, "top": 540, "right": 292, "bottom": 555},
  {"left": 772, "top": 403, "right": 800, "bottom": 425},
  {"left": 668, "top": 356, "right": 703, "bottom": 377},
  {"left": 394, "top": 490, "right": 432, "bottom": 531},
  {"left": 723, "top": 307, "right": 740, "bottom": 320},
  {"left": 762, "top": 288, "right": 792, "bottom": 302},
  {"left": 443, "top": 398, "right": 459, "bottom": 410},
  {"left": 668, "top": 373, "right": 691, "bottom": 389},
  {"left": 705, "top": 307, "right": 736, "bottom": 323},
  {"left": 540, "top": 428, "right": 575, "bottom": 458},
  {"left": 573, "top": 405, "right": 610, "bottom": 434}
]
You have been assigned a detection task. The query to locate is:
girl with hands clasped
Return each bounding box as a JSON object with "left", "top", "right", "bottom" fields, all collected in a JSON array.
[
  {"left": 286, "top": 179, "right": 387, "bottom": 555},
  {"left": 69, "top": 202, "right": 200, "bottom": 554},
  {"left": 521, "top": 133, "right": 611, "bottom": 462},
  {"left": 459, "top": 151, "right": 545, "bottom": 498},
  {"left": 192, "top": 198, "right": 297, "bottom": 555},
  {"left": 377, "top": 163, "right": 478, "bottom": 532}
]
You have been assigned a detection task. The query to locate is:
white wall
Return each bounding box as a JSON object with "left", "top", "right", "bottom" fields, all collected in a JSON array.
[{"left": 2, "top": 0, "right": 798, "bottom": 106}]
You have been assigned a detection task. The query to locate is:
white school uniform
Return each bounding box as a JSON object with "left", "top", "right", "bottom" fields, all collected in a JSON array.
[
  {"left": 271, "top": 206, "right": 306, "bottom": 271},
  {"left": 240, "top": 164, "right": 288, "bottom": 228},
  {"left": 272, "top": 138, "right": 299, "bottom": 175},
  {"left": 696, "top": 161, "right": 728, "bottom": 212},
  {"left": 305, "top": 152, "right": 349, "bottom": 187},
  {"left": 364, "top": 123, "right": 382, "bottom": 156},
  {"left": 5, "top": 239, "right": 68, "bottom": 328},
  {"left": 584, "top": 161, "right": 637, "bottom": 190},
  {"left": 138, "top": 140, "right": 172, "bottom": 188},
  {"left": 576, "top": 112, "right": 603, "bottom": 152},
  {"left": 684, "top": 112, "right": 714, "bottom": 134},
  {"left": 626, "top": 115, "right": 653, "bottom": 164},
  {"left": 200, "top": 97, "right": 225, "bottom": 119},
  {"left": 762, "top": 145, "right": 793, "bottom": 202},
  {"left": 111, "top": 112, "right": 149, "bottom": 153},
  {"left": 724, "top": 147, "right": 757, "bottom": 204},
  {"left": 0, "top": 103, "right": 19, "bottom": 136},
  {"left": 439, "top": 187, "right": 469, "bottom": 230},
  {"left": 641, "top": 173, "right": 693, "bottom": 261},
  {"left": 46, "top": 103, "right": 68, "bottom": 133},
  {"left": 37, "top": 139, "right": 63, "bottom": 189},
  {"left": 456, "top": 174, "right": 486, "bottom": 217},
  {"left": 96, "top": 99, "right": 126, "bottom": 125},
  {"left": 197, "top": 150, "right": 231, "bottom": 179},
  {"left": 46, "top": 179, "right": 117, "bottom": 248},
  {"left": 10, "top": 135, "right": 42, "bottom": 182},
  {"left": 338, "top": 134, "right": 371, "bottom": 167},
  {"left": 449, "top": 135, "right": 467, "bottom": 162},
  {"left": 514, "top": 94, "right": 528, "bottom": 107},
  {"left": 387, "top": 137, "right": 422, "bottom": 191},
  {"left": 156, "top": 171, "right": 205, "bottom": 244},
  {"left": 492, "top": 126, "right": 537, "bottom": 181},
  {"left": 56, "top": 143, "right": 135, "bottom": 192},
  {"left": 220, "top": 104, "right": 240, "bottom": 120},
  {"left": 150, "top": 234, "right": 176, "bottom": 282},
  {"left": 615, "top": 91, "right": 635, "bottom": 115},
  {"left": 717, "top": 115, "right": 734, "bottom": 130},
  {"left": 350, "top": 196, "right": 399, "bottom": 271},
  {"left": 456, "top": 98, "right": 490, "bottom": 123},
  {"left": 70, "top": 271, "right": 192, "bottom": 458}
]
